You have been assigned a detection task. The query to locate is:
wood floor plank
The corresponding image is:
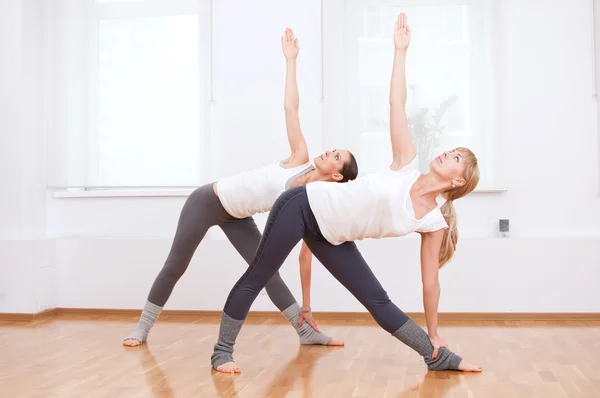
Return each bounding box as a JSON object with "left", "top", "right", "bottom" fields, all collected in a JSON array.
[{"left": 1, "top": 316, "right": 599, "bottom": 397}]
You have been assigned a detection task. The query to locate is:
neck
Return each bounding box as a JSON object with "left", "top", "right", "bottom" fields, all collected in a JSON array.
[
  {"left": 412, "top": 172, "right": 450, "bottom": 200},
  {"left": 290, "top": 169, "right": 325, "bottom": 187}
]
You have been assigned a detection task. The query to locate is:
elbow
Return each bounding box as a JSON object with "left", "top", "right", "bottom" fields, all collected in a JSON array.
[
  {"left": 422, "top": 281, "right": 440, "bottom": 295},
  {"left": 389, "top": 96, "right": 407, "bottom": 108},
  {"left": 284, "top": 103, "right": 299, "bottom": 112},
  {"left": 299, "top": 255, "right": 311, "bottom": 267}
]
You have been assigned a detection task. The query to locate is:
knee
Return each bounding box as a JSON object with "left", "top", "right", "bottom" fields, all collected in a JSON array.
[
  {"left": 264, "top": 272, "right": 284, "bottom": 292},
  {"left": 358, "top": 291, "right": 394, "bottom": 319},
  {"left": 363, "top": 288, "right": 391, "bottom": 308},
  {"left": 266, "top": 271, "right": 284, "bottom": 284},
  {"left": 160, "top": 259, "right": 188, "bottom": 280}
]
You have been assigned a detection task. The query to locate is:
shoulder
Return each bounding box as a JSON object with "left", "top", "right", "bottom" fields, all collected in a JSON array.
[
  {"left": 417, "top": 207, "right": 448, "bottom": 234},
  {"left": 390, "top": 154, "right": 419, "bottom": 172},
  {"left": 281, "top": 153, "right": 311, "bottom": 169}
]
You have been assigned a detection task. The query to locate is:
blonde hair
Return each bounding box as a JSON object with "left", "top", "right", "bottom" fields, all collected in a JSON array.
[{"left": 439, "top": 147, "right": 480, "bottom": 267}]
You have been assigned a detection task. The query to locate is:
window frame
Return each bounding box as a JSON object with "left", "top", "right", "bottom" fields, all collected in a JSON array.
[
  {"left": 322, "top": 0, "right": 505, "bottom": 191},
  {"left": 82, "top": 0, "right": 213, "bottom": 190}
]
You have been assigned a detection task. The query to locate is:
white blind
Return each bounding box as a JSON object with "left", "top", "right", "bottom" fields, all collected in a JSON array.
[
  {"left": 328, "top": 0, "right": 498, "bottom": 189},
  {"left": 44, "top": 0, "right": 211, "bottom": 188}
]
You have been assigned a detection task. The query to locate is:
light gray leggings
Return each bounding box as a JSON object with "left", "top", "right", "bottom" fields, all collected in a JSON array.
[{"left": 147, "top": 183, "right": 296, "bottom": 311}]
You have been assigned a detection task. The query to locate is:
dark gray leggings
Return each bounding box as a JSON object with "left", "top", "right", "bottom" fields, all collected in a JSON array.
[
  {"left": 222, "top": 185, "right": 410, "bottom": 333},
  {"left": 147, "top": 183, "right": 297, "bottom": 311}
]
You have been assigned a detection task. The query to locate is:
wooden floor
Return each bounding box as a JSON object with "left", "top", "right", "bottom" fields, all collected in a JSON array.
[{"left": 1, "top": 315, "right": 599, "bottom": 397}]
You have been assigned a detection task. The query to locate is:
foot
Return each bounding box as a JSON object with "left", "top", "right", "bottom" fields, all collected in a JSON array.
[
  {"left": 215, "top": 361, "right": 241, "bottom": 374},
  {"left": 457, "top": 360, "right": 482, "bottom": 372},
  {"left": 297, "top": 325, "right": 340, "bottom": 346},
  {"left": 122, "top": 338, "right": 143, "bottom": 347},
  {"left": 123, "top": 327, "right": 147, "bottom": 347},
  {"left": 327, "top": 337, "right": 345, "bottom": 346}
]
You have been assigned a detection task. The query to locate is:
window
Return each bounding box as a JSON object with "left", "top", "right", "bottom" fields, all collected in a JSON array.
[
  {"left": 594, "top": 0, "right": 600, "bottom": 193},
  {"left": 323, "top": 0, "right": 499, "bottom": 189},
  {"left": 44, "top": 0, "right": 211, "bottom": 188}
]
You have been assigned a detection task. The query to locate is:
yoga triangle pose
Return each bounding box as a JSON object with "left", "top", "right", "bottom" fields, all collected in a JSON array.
[{"left": 211, "top": 13, "right": 482, "bottom": 374}]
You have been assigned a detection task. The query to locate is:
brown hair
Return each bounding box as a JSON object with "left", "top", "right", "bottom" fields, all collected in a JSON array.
[{"left": 339, "top": 152, "right": 359, "bottom": 182}]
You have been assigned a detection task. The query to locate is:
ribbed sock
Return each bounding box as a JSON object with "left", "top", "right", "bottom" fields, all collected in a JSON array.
[
  {"left": 124, "top": 301, "right": 163, "bottom": 344},
  {"left": 282, "top": 303, "right": 331, "bottom": 345},
  {"left": 210, "top": 312, "right": 245, "bottom": 369},
  {"left": 392, "top": 318, "right": 462, "bottom": 370}
]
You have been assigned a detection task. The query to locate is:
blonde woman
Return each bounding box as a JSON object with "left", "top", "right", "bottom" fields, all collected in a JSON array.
[{"left": 210, "top": 13, "right": 482, "bottom": 374}]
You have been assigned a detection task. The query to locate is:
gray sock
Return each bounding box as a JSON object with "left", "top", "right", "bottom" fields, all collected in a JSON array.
[
  {"left": 211, "top": 312, "right": 245, "bottom": 369},
  {"left": 392, "top": 318, "right": 462, "bottom": 371},
  {"left": 282, "top": 303, "right": 331, "bottom": 346},
  {"left": 124, "top": 301, "right": 163, "bottom": 344}
]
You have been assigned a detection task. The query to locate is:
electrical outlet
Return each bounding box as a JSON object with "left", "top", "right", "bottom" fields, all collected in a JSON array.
[{"left": 499, "top": 219, "right": 510, "bottom": 238}]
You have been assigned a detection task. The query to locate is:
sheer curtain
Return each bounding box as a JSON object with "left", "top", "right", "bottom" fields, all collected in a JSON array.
[{"left": 44, "top": 0, "right": 211, "bottom": 189}]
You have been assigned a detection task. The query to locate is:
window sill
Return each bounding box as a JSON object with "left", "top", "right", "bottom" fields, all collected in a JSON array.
[
  {"left": 472, "top": 188, "right": 508, "bottom": 193},
  {"left": 53, "top": 188, "right": 196, "bottom": 198},
  {"left": 52, "top": 187, "right": 507, "bottom": 198}
]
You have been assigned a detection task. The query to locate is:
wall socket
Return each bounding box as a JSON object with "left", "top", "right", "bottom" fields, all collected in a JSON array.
[{"left": 499, "top": 219, "right": 510, "bottom": 238}]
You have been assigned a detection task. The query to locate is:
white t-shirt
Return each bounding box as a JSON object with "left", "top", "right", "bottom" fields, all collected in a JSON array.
[
  {"left": 306, "top": 156, "right": 448, "bottom": 245},
  {"left": 216, "top": 161, "right": 314, "bottom": 219}
]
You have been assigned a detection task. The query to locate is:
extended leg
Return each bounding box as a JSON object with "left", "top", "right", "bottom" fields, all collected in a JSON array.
[
  {"left": 124, "top": 184, "right": 219, "bottom": 346},
  {"left": 210, "top": 187, "right": 310, "bottom": 372},
  {"left": 305, "top": 238, "right": 467, "bottom": 371},
  {"left": 220, "top": 217, "right": 336, "bottom": 346}
]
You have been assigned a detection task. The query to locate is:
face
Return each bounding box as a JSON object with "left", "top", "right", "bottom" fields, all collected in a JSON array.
[
  {"left": 430, "top": 149, "right": 467, "bottom": 187},
  {"left": 313, "top": 149, "right": 352, "bottom": 181}
]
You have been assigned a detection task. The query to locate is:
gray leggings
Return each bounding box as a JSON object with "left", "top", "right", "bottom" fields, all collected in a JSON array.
[{"left": 146, "top": 183, "right": 297, "bottom": 311}]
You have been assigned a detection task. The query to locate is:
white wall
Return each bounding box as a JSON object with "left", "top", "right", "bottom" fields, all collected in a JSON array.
[
  {"left": 2, "top": 0, "right": 599, "bottom": 314},
  {"left": 0, "top": 0, "right": 54, "bottom": 313}
]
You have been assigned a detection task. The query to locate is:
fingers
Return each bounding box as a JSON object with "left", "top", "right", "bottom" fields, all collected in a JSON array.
[
  {"left": 432, "top": 345, "right": 439, "bottom": 360},
  {"left": 284, "top": 28, "right": 295, "bottom": 42},
  {"left": 307, "top": 318, "right": 320, "bottom": 332},
  {"left": 396, "top": 13, "right": 409, "bottom": 32},
  {"left": 297, "top": 314, "right": 303, "bottom": 327}
]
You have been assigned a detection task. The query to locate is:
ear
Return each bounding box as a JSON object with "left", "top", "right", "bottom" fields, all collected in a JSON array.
[
  {"left": 332, "top": 173, "right": 343, "bottom": 182},
  {"left": 454, "top": 177, "right": 466, "bottom": 187}
]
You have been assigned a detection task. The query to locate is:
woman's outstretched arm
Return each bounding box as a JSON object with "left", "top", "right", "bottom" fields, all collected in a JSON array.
[
  {"left": 281, "top": 28, "right": 309, "bottom": 168},
  {"left": 419, "top": 229, "right": 446, "bottom": 360},
  {"left": 389, "top": 13, "right": 416, "bottom": 171},
  {"left": 297, "top": 241, "right": 320, "bottom": 331}
]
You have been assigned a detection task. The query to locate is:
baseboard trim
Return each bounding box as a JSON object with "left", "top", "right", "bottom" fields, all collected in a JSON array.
[
  {"left": 2, "top": 308, "right": 600, "bottom": 323},
  {"left": 0, "top": 308, "right": 58, "bottom": 322}
]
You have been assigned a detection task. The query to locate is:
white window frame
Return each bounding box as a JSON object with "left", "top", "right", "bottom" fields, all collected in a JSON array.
[
  {"left": 78, "top": 0, "right": 213, "bottom": 193},
  {"left": 322, "top": 0, "right": 505, "bottom": 192},
  {"left": 594, "top": 0, "right": 600, "bottom": 197}
]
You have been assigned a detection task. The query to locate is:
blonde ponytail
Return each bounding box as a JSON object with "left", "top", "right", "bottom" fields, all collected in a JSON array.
[
  {"left": 439, "top": 200, "right": 457, "bottom": 267},
  {"left": 438, "top": 147, "right": 480, "bottom": 267}
]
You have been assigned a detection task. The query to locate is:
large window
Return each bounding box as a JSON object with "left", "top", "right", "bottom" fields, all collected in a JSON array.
[
  {"left": 45, "top": 0, "right": 211, "bottom": 188},
  {"left": 594, "top": 0, "right": 600, "bottom": 194},
  {"left": 324, "top": 0, "right": 499, "bottom": 189}
]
